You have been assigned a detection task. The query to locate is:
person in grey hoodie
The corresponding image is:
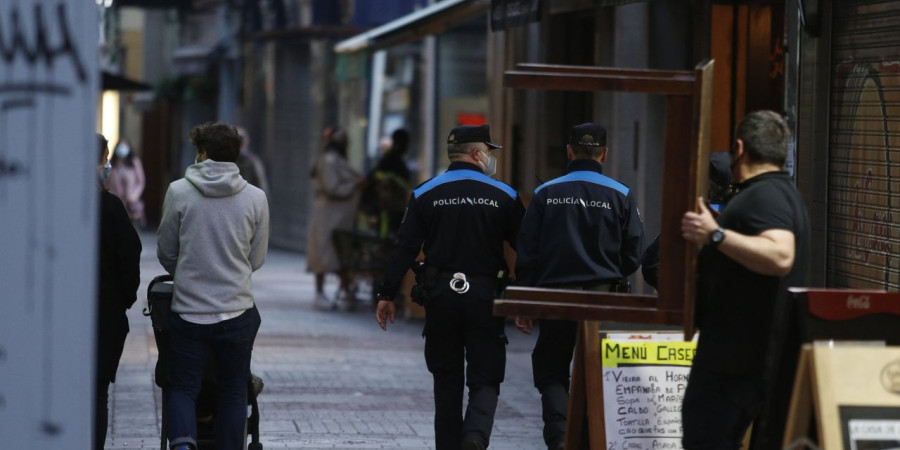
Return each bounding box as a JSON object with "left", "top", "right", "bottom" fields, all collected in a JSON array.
[{"left": 157, "top": 121, "right": 269, "bottom": 450}]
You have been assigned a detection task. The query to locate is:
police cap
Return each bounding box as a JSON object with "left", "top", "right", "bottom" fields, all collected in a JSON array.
[
  {"left": 569, "top": 123, "right": 607, "bottom": 147},
  {"left": 447, "top": 125, "right": 501, "bottom": 149}
]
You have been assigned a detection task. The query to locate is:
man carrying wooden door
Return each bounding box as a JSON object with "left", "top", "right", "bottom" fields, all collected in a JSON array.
[
  {"left": 515, "top": 123, "right": 644, "bottom": 450},
  {"left": 680, "top": 110, "right": 810, "bottom": 450}
]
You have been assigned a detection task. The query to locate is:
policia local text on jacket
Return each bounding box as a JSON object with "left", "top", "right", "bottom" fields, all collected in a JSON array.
[
  {"left": 515, "top": 123, "right": 644, "bottom": 450},
  {"left": 375, "top": 125, "right": 525, "bottom": 450},
  {"left": 515, "top": 157, "right": 643, "bottom": 287}
]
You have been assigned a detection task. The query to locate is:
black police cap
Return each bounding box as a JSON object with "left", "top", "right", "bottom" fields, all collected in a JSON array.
[
  {"left": 447, "top": 125, "right": 501, "bottom": 149},
  {"left": 569, "top": 123, "right": 607, "bottom": 147}
]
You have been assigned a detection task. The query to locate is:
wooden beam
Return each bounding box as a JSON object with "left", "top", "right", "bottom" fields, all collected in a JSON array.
[
  {"left": 514, "top": 63, "right": 695, "bottom": 79},
  {"left": 493, "top": 299, "right": 683, "bottom": 325},
  {"left": 502, "top": 287, "right": 657, "bottom": 308},
  {"left": 684, "top": 59, "right": 714, "bottom": 338},
  {"left": 503, "top": 71, "right": 696, "bottom": 95},
  {"left": 566, "top": 322, "right": 589, "bottom": 450},
  {"left": 583, "top": 321, "right": 605, "bottom": 450}
]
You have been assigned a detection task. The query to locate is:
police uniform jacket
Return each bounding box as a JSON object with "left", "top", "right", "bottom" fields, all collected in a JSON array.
[
  {"left": 516, "top": 159, "right": 643, "bottom": 287},
  {"left": 378, "top": 162, "right": 525, "bottom": 298}
]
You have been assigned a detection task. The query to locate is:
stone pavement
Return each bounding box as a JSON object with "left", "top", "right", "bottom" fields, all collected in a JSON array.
[{"left": 104, "top": 233, "right": 545, "bottom": 450}]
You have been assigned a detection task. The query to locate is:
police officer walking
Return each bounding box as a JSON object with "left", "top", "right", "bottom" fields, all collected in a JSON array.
[
  {"left": 375, "top": 125, "right": 525, "bottom": 450},
  {"left": 515, "top": 123, "right": 644, "bottom": 450}
]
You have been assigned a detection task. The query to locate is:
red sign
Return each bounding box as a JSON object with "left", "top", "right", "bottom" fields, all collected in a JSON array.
[
  {"left": 457, "top": 113, "right": 486, "bottom": 126},
  {"left": 791, "top": 288, "right": 900, "bottom": 321}
]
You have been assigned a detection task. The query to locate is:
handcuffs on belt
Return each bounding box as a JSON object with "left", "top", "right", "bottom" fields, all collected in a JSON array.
[{"left": 449, "top": 272, "right": 470, "bottom": 294}]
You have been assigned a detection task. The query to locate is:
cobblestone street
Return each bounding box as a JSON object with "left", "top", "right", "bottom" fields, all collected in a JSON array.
[{"left": 105, "top": 233, "right": 545, "bottom": 449}]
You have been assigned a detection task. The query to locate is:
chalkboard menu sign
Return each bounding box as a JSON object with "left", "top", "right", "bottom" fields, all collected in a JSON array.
[{"left": 601, "top": 337, "right": 696, "bottom": 450}]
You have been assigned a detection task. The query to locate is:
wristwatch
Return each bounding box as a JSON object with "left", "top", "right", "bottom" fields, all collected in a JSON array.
[{"left": 709, "top": 227, "right": 726, "bottom": 247}]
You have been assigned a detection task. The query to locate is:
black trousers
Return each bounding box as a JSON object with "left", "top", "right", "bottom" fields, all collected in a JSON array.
[
  {"left": 531, "top": 319, "right": 577, "bottom": 448},
  {"left": 681, "top": 366, "right": 766, "bottom": 450},
  {"left": 423, "top": 280, "right": 507, "bottom": 450},
  {"left": 531, "top": 283, "right": 610, "bottom": 448}
]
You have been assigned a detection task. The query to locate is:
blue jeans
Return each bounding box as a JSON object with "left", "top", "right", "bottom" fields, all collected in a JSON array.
[{"left": 166, "top": 307, "right": 261, "bottom": 450}]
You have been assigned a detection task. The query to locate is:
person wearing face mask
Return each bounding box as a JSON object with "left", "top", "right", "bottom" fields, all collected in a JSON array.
[
  {"left": 513, "top": 123, "right": 644, "bottom": 450},
  {"left": 108, "top": 139, "right": 147, "bottom": 228},
  {"left": 680, "top": 111, "right": 809, "bottom": 450},
  {"left": 95, "top": 134, "right": 142, "bottom": 449},
  {"left": 374, "top": 125, "right": 525, "bottom": 450}
]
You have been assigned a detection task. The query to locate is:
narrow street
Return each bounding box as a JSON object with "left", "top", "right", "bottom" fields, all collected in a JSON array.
[{"left": 105, "top": 233, "right": 545, "bottom": 449}]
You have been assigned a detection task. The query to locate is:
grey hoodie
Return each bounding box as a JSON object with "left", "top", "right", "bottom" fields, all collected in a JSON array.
[{"left": 157, "top": 160, "right": 269, "bottom": 314}]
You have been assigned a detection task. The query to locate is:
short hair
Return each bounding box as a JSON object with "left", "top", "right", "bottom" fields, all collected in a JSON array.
[
  {"left": 97, "top": 134, "right": 109, "bottom": 160},
  {"left": 189, "top": 121, "right": 242, "bottom": 163},
  {"left": 735, "top": 110, "right": 791, "bottom": 167},
  {"left": 391, "top": 129, "right": 409, "bottom": 153},
  {"left": 326, "top": 127, "right": 348, "bottom": 157},
  {"left": 570, "top": 143, "right": 607, "bottom": 159},
  {"left": 447, "top": 142, "right": 484, "bottom": 159}
]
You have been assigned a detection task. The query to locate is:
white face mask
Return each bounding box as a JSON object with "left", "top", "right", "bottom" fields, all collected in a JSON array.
[
  {"left": 478, "top": 150, "right": 498, "bottom": 177},
  {"left": 115, "top": 143, "right": 131, "bottom": 158},
  {"left": 97, "top": 161, "right": 111, "bottom": 182}
]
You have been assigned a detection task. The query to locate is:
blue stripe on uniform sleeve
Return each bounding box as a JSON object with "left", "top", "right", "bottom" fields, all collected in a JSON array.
[
  {"left": 414, "top": 169, "right": 518, "bottom": 199},
  {"left": 534, "top": 171, "right": 629, "bottom": 196}
]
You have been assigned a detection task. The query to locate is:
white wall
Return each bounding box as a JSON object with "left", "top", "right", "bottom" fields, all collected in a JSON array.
[{"left": 0, "top": 1, "right": 98, "bottom": 448}]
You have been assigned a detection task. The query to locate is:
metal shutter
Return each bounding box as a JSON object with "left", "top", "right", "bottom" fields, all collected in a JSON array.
[{"left": 827, "top": 0, "right": 900, "bottom": 288}]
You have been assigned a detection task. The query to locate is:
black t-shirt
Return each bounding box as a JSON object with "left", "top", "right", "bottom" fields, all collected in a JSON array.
[
  {"left": 693, "top": 171, "right": 810, "bottom": 378},
  {"left": 377, "top": 162, "right": 525, "bottom": 298}
]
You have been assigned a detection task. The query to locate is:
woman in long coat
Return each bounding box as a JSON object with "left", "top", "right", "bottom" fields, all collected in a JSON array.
[
  {"left": 307, "top": 126, "right": 362, "bottom": 309},
  {"left": 96, "top": 134, "right": 142, "bottom": 449},
  {"left": 108, "top": 139, "right": 147, "bottom": 227}
]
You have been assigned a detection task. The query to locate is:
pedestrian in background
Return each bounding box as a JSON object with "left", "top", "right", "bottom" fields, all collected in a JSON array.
[
  {"left": 157, "top": 121, "right": 269, "bottom": 450},
  {"left": 360, "top": 128, "right": 412, "bottom": 237},
  {"left": 375, "top": 125, "right": 525, "bottom": 450},
  {"left": 514, "top": 123, "right": 643, "bottom": 450},
  {"left": 108, "top": 138, "right": 146, "bottom": 228},
  {"left": 680, "top": 110, "right": 809, "bottom": 450},
  {"left": 307, "top": 125, "right": 363, "bottom": 310},
  {"left": 95, "top": 133, "right": 142, "bottom": 450},
  {"left": 236, "top": 126, "right": 270, "bottom": 193}
]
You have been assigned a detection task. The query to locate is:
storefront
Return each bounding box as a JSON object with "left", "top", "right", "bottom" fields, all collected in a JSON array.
[
  {"left": 796, "top": 0, "right": 900, "bottom": 289},
  {"left": 335, "top": 0, "right": 492, "bottom": 182}
]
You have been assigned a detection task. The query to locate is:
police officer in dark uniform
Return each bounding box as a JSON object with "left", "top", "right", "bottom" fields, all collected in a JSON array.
[
  {"left": 515, "top": 123, "right": 644, "bottom": 450},
  {"left": 375, "top": 125, "right": 525, "bottom": 450}
]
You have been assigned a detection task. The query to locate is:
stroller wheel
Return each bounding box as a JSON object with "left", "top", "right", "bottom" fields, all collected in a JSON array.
[{"left": 248, "top": 443, "right": 263, "bottom": 450}]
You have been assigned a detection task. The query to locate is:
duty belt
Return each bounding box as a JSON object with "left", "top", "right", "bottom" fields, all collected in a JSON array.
[{"left": 435, "top": 270, "right": 503, "bottom": 294}]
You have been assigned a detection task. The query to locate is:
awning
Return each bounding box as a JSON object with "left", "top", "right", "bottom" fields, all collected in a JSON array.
[
  {"left": 101, "top": 71, "right": 152, "bottom": 91},
  {"left": 334, "top": 0, "right": 490, "bottom": 54}
]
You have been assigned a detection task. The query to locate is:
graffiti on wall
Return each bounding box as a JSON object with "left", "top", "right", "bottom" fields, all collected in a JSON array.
[
  {"left": 0, "top": 3, "right": 86, "bottom": 185},
  {"left": 829, "top": 61, "right": 899, "bottom": 289},
  {"left": 0, "top": 1, "right": 96, "bottom": 446}
]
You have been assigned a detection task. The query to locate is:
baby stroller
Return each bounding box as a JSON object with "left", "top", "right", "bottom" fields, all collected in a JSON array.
[{"left": 144, "top": 274, "right": 264, "bottom": 450}]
